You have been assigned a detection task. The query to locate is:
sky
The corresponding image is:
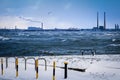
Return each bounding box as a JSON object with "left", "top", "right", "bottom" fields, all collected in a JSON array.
[{"left": 0, "top": 0, "right": 120, "bottom": 29}]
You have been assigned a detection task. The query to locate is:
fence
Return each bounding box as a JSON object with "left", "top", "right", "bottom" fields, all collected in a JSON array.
[
  {"left": 0, "top": 57, "right": 68, "bottom": 79},
  {"left": 80, "top": 49, "right": 96, "bottom": 56}
]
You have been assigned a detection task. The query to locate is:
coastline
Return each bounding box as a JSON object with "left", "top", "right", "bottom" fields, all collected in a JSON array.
[{"left": 0, "top": 54, "right": 120, "bottom": 80}]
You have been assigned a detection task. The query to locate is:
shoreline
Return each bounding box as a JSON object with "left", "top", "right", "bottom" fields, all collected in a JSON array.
[{"left": 0, "top": 54, "right": 120, "bottom": 80}]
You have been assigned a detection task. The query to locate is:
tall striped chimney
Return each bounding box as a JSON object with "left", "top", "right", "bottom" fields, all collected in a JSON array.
[
  {"left": 104, "top": 12, "right": 106, "bottom": 29},
  {"left": 97, "top": 12, "right": 99, "bottom": 29}
]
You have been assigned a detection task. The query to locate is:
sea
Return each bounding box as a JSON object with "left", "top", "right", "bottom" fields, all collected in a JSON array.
[{"left": 0, "top": 30, "right": 120, "bottom": 56}]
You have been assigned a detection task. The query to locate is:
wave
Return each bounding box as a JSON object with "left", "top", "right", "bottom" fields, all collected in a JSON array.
[
  {"left": 0, "top": 36, "right": 10, "bottom": 41},
  {"left": 0, "top": 31, "right": 120, "bottom": 56},
  {"left": 108, "top": 44, "right": 120, "bottom": 47}
]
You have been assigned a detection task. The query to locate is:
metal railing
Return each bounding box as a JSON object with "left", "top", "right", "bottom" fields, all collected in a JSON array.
[{"left": 80, "top": 49, "right": 96, "bottom": 56}]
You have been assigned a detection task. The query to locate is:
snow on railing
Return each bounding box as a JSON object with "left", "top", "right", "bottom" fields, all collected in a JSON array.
[
  {"left": 1, "top": 57, "right": 47, "bottom": 79},
  {"left": 1, "top": 57, "right": 69, "bottom": 79}
]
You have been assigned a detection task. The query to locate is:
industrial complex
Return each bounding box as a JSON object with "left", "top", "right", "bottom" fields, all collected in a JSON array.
[{"left": 0, "top": 12, "right": 119, "bottom": 31}]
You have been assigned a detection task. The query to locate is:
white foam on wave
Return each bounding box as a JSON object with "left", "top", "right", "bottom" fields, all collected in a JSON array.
[
  {"left": 18, "top": 32, "right": 29, "bottom": 36},
  {"left": 106, "top": 33, "right": 113, "bottom": 36},
  {"left": 109, "top": 44, "right": 120, "bottom": 47},
  {"left": 0, "top": 36, "right": 10, "bottom": 41},
  {"left": 61, "top": 39, "right": 67, "bottom": 42},
  {"left": 112, "top": 39, "right": 116, "bottom": 42}
]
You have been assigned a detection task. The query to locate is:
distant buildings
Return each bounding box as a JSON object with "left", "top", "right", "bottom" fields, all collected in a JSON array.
[
  {"left": 99, "top": 26, "right": 105, "bottom": 30},
  {"left": 1, "top": 11, "right": 120, "bottom": 31},
  {"left": 93, "top": 26, "right": 104, "bottom": 30},
  {"left": 27, "top": 22, "right": 44, "bottom": 31},
  {"left": 115, "top": 24, "right": 119, "bottom": 30},
  {"left": 28, "top": 27, "right": 43, "bottom": 30}
]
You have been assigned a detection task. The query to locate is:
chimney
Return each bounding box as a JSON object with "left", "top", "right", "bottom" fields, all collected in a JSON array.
[
  {"left": 117, "top": 24, "right": 119, "bottom": 29},
  {"left": 41, "top": 22, "right": 43, "bottom": 29},
  {"left": 97, "top": 12, "right": 99, "bottom": 29},
  {"left": 104, "top": 12, "right": 106, "bottom": 29},
  {"left": 115, "top": 24, "right": 116, "bottom": 29}
]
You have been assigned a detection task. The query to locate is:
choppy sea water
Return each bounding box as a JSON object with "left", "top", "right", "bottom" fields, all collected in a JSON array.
[{"left": 0, "top": 30, "right": 120, "bottom": 56}]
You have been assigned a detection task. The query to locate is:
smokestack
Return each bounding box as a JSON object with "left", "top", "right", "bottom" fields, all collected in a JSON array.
[
  {"left": 117, "top": 24, "right": 119, "bottom": 29},
  {"left": 41, "top": 22, "right": 43, "bottom": 29},
  {"left": 104, "top": 12, "right": 106, "bottom": 29},
  {"left": 97, "top": 12, "right": 99, "bottom": 29}
]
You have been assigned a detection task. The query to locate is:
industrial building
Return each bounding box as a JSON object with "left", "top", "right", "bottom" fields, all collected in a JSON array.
[{"left": 96, "top": 12, "right": 106, "bottom": 30}]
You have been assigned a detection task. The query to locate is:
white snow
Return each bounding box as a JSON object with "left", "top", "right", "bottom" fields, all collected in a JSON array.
[{"left": 0, "top": 55, "right": 120, "bottom": 80}]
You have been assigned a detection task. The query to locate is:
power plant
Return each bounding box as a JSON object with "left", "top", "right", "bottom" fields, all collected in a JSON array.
[
  {"left": 115, "top": 24, "right": 119, "bottom": 30},
  {"left": 1, "top": 11, "right": 120, "bottom": 31},
  {"left": 96, "top": 12, "right": 106, "bottom": 30}
]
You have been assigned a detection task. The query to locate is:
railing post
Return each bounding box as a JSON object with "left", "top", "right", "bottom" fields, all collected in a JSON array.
[
  {"left": 53, "top": 61, "right": 56, "bottom": 80},
  {"left": 36, "top": 59, "right": 39, "bottom": 79},
  {"left": 26, "top": 57, "right": 36, "bottom": 71},
  {"left": 64, "top": 62, "right": 68, "bottom": 79},
  {"left": 25, "top": 59, "right": 27, "bottom": 70},
  {"left": 6, "top": 57, "right": 8, "bottom": 68},
  {"left": 1, "top": 58, "right": 3, "bottom": 75},
  {"left": 38, "top": 58, "right": 47, "bottom": 71},
  {"left": 45, "top": 59, "right": 47, "bottom": 71},
  {"left": 16, "top": 58, "right": 18, "bottom": 77},
  {"left": 35, "top": 60, "right": 37, "bottom": 71}
]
